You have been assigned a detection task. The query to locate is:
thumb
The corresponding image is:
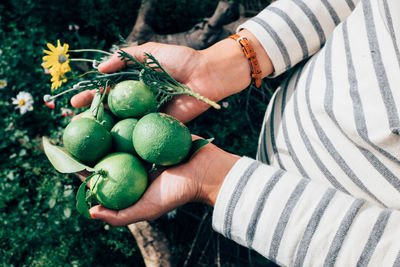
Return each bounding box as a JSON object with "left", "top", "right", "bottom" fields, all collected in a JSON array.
[
  {"left": 88, "top": 193, "right": 167, "bottom": 227},
  {"left": 97, "top": 44, "right": 155, "bottom": 73},
  {"left": 89, "top": 205, "right": 145, "bottom": 227}
]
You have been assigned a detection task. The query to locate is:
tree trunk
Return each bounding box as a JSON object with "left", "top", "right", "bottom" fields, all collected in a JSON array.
[
  {"left": 127, "top": 221, "right": 173, "bottom": 267},
  {"left": 126, "top": 0, "right": 237, "bottom": 49}
]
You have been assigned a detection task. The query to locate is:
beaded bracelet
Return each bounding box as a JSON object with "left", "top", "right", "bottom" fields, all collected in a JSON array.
[{"left": 229, "top": 34, "right": 262, "bottom": 88}]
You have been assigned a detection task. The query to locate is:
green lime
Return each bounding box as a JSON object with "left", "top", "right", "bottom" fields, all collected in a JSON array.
[
  {"left": 90, "top": 153, "right": 148, "bottom": 210},
  {"left": 132, "top": 112, "right": 192, "bottom": 166},
  {"left": 107, "top": 80, "right": 157, "bottom": 118},
  {"left": 110, "top": 118, "right": 138, "bottom": 154},
  {"left": 63, "top": 118, "right": 111, "bottom": 163},
  {"left": 81, "top": 106, "right": 116, "bottom": 131}
]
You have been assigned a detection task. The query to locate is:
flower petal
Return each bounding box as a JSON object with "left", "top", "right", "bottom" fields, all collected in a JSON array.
[
  {"left": 43, "top": 49, "right": 53, "bottom": 55},
  {"left": 47, "top": 42, "right": 56, "bottom": 52},
  {"left": 63, "top": 43, "right": 69, "bottom": 52}
]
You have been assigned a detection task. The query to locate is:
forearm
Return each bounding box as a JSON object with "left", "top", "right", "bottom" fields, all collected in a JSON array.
[
  {"left": 199, "top": 29, "right": 274, "bottom": 98},
  {"left": 213, "top": 157, "right": 400, "bottom": 266}
]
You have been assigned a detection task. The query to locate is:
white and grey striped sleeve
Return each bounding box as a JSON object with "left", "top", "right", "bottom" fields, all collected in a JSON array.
[
  {"left": 212, "top": 157, "right": 400, "bottom": 266},
  {"left": 239, "top": 0, "right": 360, "bottom": 76}
]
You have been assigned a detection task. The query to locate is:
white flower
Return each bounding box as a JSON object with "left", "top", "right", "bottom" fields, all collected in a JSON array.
[
  {"left": 61, "top": 107, "right": 74, "bottom": 117},
  {"left": 222, "top": 101, "right": 229, "bottom": 108},
  {"left": 0, "top": 79, "right": 7, "bottom": 89},
  {"left": 0, "top": 49, "right": 3, "bottom": 56},
  {"left": 12, "top": 92, "right": 34, "bottom": 114},
  {"left": 104, "top": 224, "right": 110, "bottom": 230}
]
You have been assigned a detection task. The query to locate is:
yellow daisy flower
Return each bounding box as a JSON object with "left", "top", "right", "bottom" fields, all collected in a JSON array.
[
  {"left": 50, "top": 71, "right": 68, "bottom": 90},
  {"left": 43, "top": 40, "right": 70, "bottom": 69},
  {"left": 43, "top": 40, "right": 71, "bottom": 89}
]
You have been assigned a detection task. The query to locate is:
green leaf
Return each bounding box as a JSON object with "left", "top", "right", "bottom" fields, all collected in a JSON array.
[
  {"left": 183, "top": 138, "right": 214, "bottom": 163},
  {"left": 96, "top": 103, "right": 105, "bottom": 121},
  {"left": 90, "top": 89, "right": 102, "bottom": 117},
  {"left": 76, "top": 173, "right": 96, "bottom": 219},
  {"left": 42, "top": 137, "right": 95, "bottom": 173}
]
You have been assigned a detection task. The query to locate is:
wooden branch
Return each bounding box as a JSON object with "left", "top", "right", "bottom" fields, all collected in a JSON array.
[
  {"left": 127, "top": 221, "right": 173, "bottom": 267},
  {"left": 126, "top": 0, "right": 236, "bottom": 49},
  {"left": 126, "top": 0, "right": 157, "bottom": 45}
]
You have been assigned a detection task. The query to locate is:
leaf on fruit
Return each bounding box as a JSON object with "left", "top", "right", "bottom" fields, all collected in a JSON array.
[
  {"left": 183, "top": 138, "right": 214, "bottom": 163},
  {"left": 90, "top": 89, "right": 102, "bottom": 118},
  {"left": 76, "top": 173, "right": 95, "bottom": 219},
  {"left": 42, "top": 137, "right": 95, "bottom": 173}
]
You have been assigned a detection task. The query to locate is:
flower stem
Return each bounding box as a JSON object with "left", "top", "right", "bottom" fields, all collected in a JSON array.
[
  {"left": 47, "top": 81, "right": 91, "bottom": 100},
  {"left": 97, "top": 71, "right": 140, "bottom": 78},
  {"left": 75, "top": 70, "right": 99, "bottom": 78},
  {"left": 70, "top": 49, "right": 113, "bottom": 56},
  {"left": 48, "top": 87, "right": 80, "bottom": 100},
  {"left": 70, "top": 58, "right": 96, "bottom": 63}
]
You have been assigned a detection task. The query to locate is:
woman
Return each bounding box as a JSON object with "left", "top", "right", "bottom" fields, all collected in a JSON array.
[{"left": 71, "top": 0, "right": 400, "bottom": 265}]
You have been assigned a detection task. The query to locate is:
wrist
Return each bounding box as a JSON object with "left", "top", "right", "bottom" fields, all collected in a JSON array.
[
  {"left": 199, "top": 38, "right": 251, "bottom": 98},
  {"left": 238, "top": 29, "right": 274, "bottom": 79},
  {"left": 199, "top": 29, "right": 274, "bottom": 98},
  {"left": 202, "top": 151, "right": 240, "bottom": 207}
]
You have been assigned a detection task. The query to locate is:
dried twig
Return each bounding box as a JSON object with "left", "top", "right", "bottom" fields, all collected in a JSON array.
[
  {"left": 216, "top": 234, "right": 221, "bottom": 267},
  {"left": 198, "top": 229, "right": 213, "bottom": 264},
  {"left": 183, "top": 211, "right": 210, "bottom": 267}
]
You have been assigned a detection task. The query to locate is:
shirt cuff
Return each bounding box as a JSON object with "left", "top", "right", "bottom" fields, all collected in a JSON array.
[{"left": 212, "top": 156, "right": 258, "bottom": 239}]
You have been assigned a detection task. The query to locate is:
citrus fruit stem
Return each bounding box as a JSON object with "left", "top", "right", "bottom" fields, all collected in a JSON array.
[{"left": 180, "top": 88, "right": 221, "bottom": 109}]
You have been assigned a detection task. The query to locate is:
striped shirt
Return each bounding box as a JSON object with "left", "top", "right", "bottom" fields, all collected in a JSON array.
[{"left": 212, "top": 0, "right": 400, "bottom": 266}]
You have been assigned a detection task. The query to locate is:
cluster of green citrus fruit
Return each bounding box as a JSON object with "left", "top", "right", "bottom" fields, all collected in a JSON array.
[{"left": 62, "top": 80, "right": 192, "bottom": 210}]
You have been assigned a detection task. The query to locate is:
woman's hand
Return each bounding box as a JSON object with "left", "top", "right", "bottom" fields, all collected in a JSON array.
[
  {"left": 71, "top": 43, "right": 227, "bottom": 122},
  {"left": 89, "top": 136, "right": 240, "bottom": 227},
  {"left": 71, "top": 30, "right": 273, "bottom": 122}
]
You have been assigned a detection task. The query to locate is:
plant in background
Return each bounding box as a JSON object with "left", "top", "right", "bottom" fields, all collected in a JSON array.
[
  {"left": 0, "top": 79, "right": 7, "bottom": 89},
  {"left": 11, "top": 92, "right": 34, "bottom": 114}
]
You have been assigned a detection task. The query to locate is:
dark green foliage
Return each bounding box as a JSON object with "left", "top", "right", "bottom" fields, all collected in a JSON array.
[
  {"left": 0, "top": 0, "right": 278, "bottom": 266},
  {"left": 153, "top": 0, "right": 220, "bottom": 33}
]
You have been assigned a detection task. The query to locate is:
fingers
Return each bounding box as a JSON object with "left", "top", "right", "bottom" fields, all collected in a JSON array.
[
  {"left": 97, "top": 45, "right": 154, "bottom": 73},
  {"left": 71, "top": 112, "right": 82, "bottom": 121},
  {"left": 88, "top": 178, "right": 165, "bottom": 226},
  {"left": 70, "top": 89, "right": 96, "bottom": 108},
  {"left": 191, "top": 134, "right": 202, "bottom": 141},
  {"left": 97, "top": 52, "right": 126, "bottom": 73},
  {"left": 89, "top": 198, "right": 164, "bottom": 227},
  {"left": 162, "top": 94, "right": 211, "bottom": 123},
  {"left": 89, "top": 167, "right": 194, "bottom": 226}
]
